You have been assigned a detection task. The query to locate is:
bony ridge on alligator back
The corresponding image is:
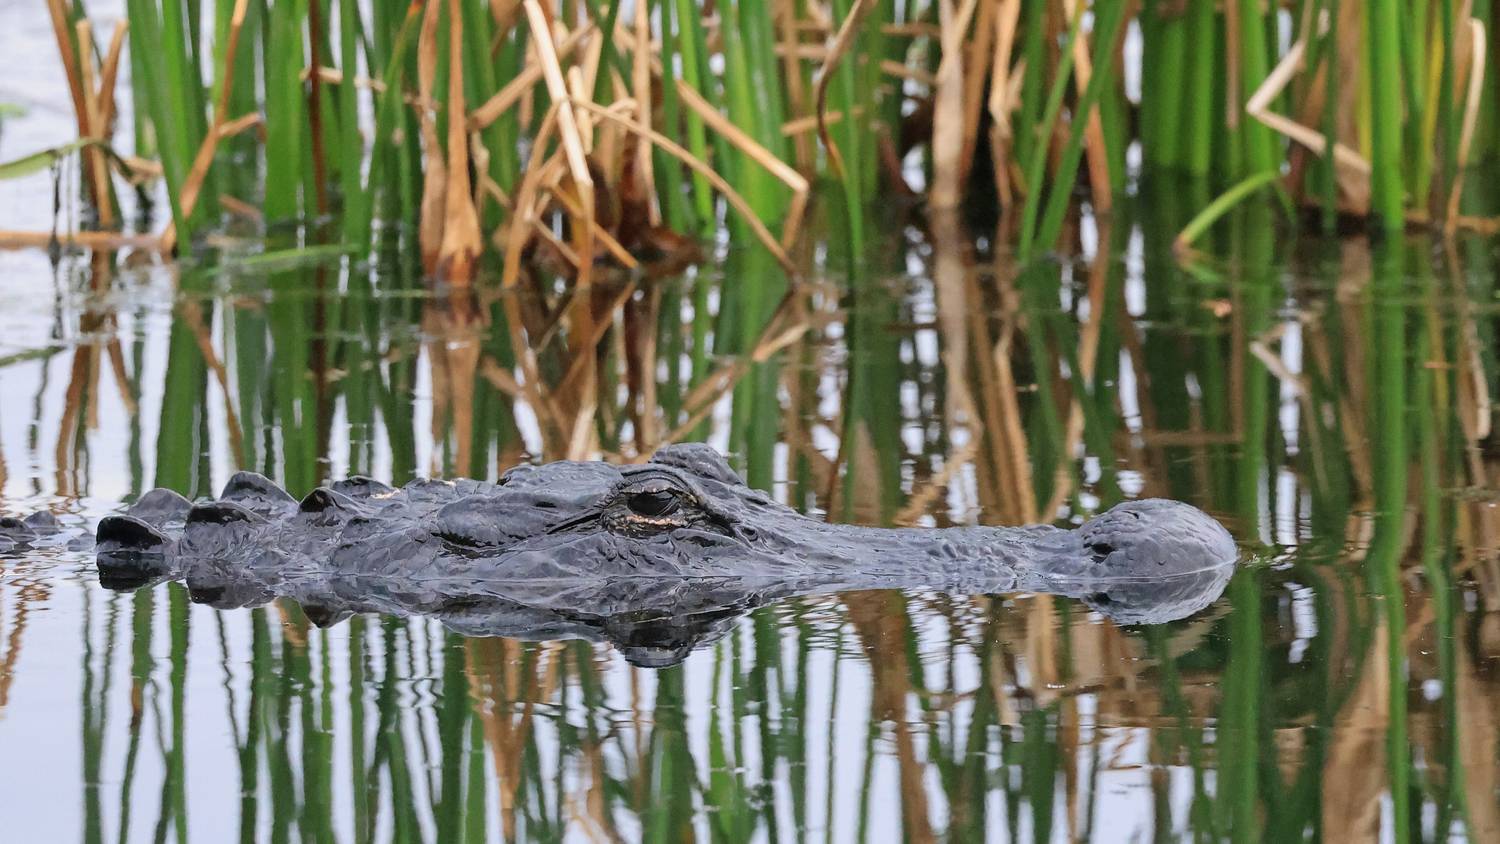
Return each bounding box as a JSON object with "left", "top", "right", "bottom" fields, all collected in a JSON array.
[{"left": 11, "top": 444, "right": 1241, "bottom": 667}]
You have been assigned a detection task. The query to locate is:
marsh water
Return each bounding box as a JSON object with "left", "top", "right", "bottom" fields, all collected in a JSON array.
[
  {"left": 2, "top": 193, "right": 1499, "bottom": 843},
  {"left": 4, "top": 7, "right": 1500, "bottom": 835}
]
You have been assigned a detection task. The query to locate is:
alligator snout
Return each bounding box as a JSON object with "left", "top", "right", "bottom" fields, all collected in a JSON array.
[{"left": 1074, "top": 499, "right": 1237, "bottom": 579}]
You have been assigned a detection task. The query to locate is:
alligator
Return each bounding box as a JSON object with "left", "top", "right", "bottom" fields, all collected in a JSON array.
[{"left": 2, "top": 444, "right": 1238, "bottom": 667}]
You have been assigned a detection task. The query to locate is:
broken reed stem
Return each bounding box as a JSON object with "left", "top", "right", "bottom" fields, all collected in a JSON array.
[
  {"left": 0, "top": 230, "right": 162, "bottom": 251},
  {"left": 96, "top": 22, "right": 129, "bottom": 137},
  {"left": 523, "top": 0, "right": 595, "bottom": 287},
  {"left": 985, "top": 0, "right": 1022, "bottom": 212},
  {"left": 930, "top": 0, "right": 980, "bottom": 210},
  {"left": 44, "top": 0, "right": 89, "bottom": 137},
  {"left": 1446, "top": 19, "right": 1488, "bottom": 232},
  {"left": 572, "top": 99, "right": 799, "bottom": 277},
  {"left": 1246, "top": 21, "right": 1370, "bottom": 178},
  {"left": 75, "top": 20, "right": 114, "bottom": 228},
  {"left": 468, "top": 25, "right": 592, "bottom": 131},
  {"left": 502, "top": 102, "right": 562, "bottom": 288},
  {"left": 674, "top": 81, "right": 810, "bottom": 250}
]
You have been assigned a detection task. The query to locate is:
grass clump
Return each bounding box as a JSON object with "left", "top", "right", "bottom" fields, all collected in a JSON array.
[{"left": 11, "top": 1, "right": 1500, "bottom": 273}]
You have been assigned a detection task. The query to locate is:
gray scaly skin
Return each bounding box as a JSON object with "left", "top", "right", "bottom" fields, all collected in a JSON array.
[{"left": 4, "top": 444, "right": 1238, "bottom": 667}]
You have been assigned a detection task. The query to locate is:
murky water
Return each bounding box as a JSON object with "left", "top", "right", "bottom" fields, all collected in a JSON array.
[{"left": 2, "top": 200, "right": 1498, "bottom": 842}]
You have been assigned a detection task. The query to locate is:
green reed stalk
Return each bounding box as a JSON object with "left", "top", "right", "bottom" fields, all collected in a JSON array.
[
  {"left": 689, "top": 272, "right": 713, "bottom": 441},
  {"left": 115, "top": 590, "right": 154, "bottom": 835},
  {"left": 81, "top": 591, "right": 103, "bottom": 844},
  {"left": 458, "top": 0, "right": 515, "bottom": 229},
  {"left": 346, "top": 617, "right": 370, "bottom": 840},
  {"left": 493, "top": 30, "right": 526, "bottom": 193},
  {"left": 1146, "top": 2, "right": 1188, "bottom": 170},
  {"left": 1138, "top": 182, "right": 1198, "bottom": 496},
  {"left": 1020, "top": 709, "right": 1058, "bottom": 842},
  {"left": 670, "top": 0, "right": 717, "bottom": 231},
  {"left": 375, "top": 622, "right": 420, "bottom": 841},
  {"left": 1413, "top": 265, "right": 1465, "bottom": 835},
  {"left": 228, "top": 293, "right": 268, "bottom": 469},
  {"left": 1184, "top": 0, "right": 1217, "bottom": 176},
  {"left": 291, "top": 622, "right": 333, "bottom": 841},
  {"left": 1015, "top": 266, "right": 1069, "bottom": 508},
  {"left": 264, "top": 0, "right": 308, "bottom": 224},
  {"left": 124, "top": 0, "right": 191, "bottom": 234},
  {"left": 1367, "top": 0, "right": 1407, "bottom": 229},
  {"left": 159, "top": 0, "right": 211, "bottom": 201},
  {"left": 1236, "top": 0, "right": 1277, "bottom": 179},
  {"left": 719, "top": 11, "right": 761, "bottom": 206},
  {"left": 1219, "top": 570, "right": 1264, "bottom": 840},
  {"left": 436, "top": 635, "right": 470, "bottom": 842},
  {"left": 826, "top": 0, "right": 876, "bottom": 253},
  {"left": 1175, "top": 169, "right": 1282, "bottom": 250},
  {"left": 1404, "top": 0, "right": 1430, "bottom": 206},
  {"left": 339, "top": 0, "right": 368, "bottom": 246},
  {"left": 1316, "top": 0, "right": 1342, "bottom": 229},
  {"left": 654, "top": 1, "right": 693, "bottom": 232},
  {"left": 356, "top": 1, "right": 422, "bottom": 250},
  {"left": 166, "top": 587, "right": 191, "bottom": 844},
  {"left": 739, "top": 0, "right": 791, "bottom": 171},
  {"left": 1137, "top": 1, "right": 1163, "bottom": 162},
  {"left": 464, "top": 717, "right": 486, "bottom": 842},
  {"left": 1033, "top": 0, "right": 1128, "bottom": 253},
  {"left": 1215, "top": 203, "right": 1276, "bottom": 839},
  {"left": 1012, "top": 0, "right": 1047, "bottom": 178},
  {"left": 660, "top": 10, "right": 693, "bottom": 233},
  {"left": 155, "top": 313, "right": 208, "bottom": 494},
  {"left": 1369, "top": 238, "right": 1411, "bottom": 841},
  {"left": 1435, "top": 0, "right": 1458, "bottom": 206},
  {"left": 646, "top": 671, "right": 700, "bottom": 839},
  {"left": 268, "top": 267, "right": 320, "bottom": 494},
  {"left": 1016, "top": 5, "right": 1087, "bottom": 262}
]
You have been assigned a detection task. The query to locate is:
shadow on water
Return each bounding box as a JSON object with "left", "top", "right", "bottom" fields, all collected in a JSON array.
[{"left": 3, "top": 197, "right": 1500, "bottom": 840}]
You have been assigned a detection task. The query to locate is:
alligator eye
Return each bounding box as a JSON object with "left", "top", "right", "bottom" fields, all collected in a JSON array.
[{"left": 626, "top": 489, "right": 681, "bottom": 518}]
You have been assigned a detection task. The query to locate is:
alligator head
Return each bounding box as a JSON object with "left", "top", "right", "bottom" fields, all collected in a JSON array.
[{"left": 88, "top": 444, "right": 1239, "bottom": 666}]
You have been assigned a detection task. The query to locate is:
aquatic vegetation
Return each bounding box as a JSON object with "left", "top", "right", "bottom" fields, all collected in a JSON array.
[{"left": 13, "top": 0, "right": 1500, "bottom": 276}]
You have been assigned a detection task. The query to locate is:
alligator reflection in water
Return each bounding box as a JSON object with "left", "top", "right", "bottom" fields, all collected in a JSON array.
[{"left": 77, "top": 444, "right": 1238, "bottom": 666}]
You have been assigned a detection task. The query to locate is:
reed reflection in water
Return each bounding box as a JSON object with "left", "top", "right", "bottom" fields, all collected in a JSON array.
[{"left": 1, "top": 202, "right": 1499, "bottom": 841}]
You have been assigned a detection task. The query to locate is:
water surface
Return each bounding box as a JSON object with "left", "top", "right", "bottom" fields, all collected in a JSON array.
[{"left": 2, "top": 199, "right": 1497, "bottom": 842}]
